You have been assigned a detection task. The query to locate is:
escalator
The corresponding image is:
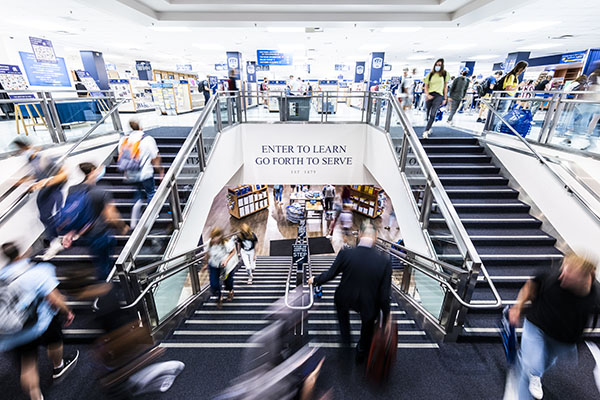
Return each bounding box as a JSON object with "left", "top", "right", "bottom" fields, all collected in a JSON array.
[{"left": 33, "top": 128, "right": 190, "bottom": 342}]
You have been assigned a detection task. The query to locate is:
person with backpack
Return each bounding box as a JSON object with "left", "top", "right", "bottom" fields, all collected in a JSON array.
[
  {"left": 199, "top": 75, "right": 211, "bottom": 106},
  {"left": 308, "top": 223, "right": 392, "bottom": 363},
  {"left": 477, "top": 71, "right": 503, "bottom": 123},
  {"left": 12, "top": 139, "right": 68, "bottom": 251},
  {"left": 322, "top": 184, "right": 336, "bottom": 212},
  {"left": 237, "top": 224, "right": 258, "bottom": 285},
  {"left": 118, "top": 120, "right": 163, "bottom": 230},
  {"left": 447, "top": 67, "right": 470, "bottom": 126},
  {"left": 423, "top": 58, "right": 450, "bottom": 138},
  {"left": 0, "top": 242, "right": 78, "bottom": 400},
  {"left": 508, "top": 253, "right": 599, "bottom": 399},
  {"left": 58, "top": 162, "right": 129, "bottom": 282}
]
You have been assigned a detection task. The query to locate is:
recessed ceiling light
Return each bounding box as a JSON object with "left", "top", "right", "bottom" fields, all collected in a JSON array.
[
  {"left": 267, "top": 27, "right": 304, "bottom": 33},
  {"left": 517, "top": 43, "right": 561, "bottom": 50},
  {"left": 381, "top": 27, "right": 422, "bottom": 33},
  {"left": 496, "top": 21, "right": 559, "bottom": 33}
]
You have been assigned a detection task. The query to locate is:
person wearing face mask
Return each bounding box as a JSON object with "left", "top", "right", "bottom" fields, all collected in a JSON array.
[
  {"left": 57, "top": 162, "right": 129, "bottom": 282},
  {"left": 308, "top": 222, "right": 392, "bottom": 363},
  {"left": 508, "top": 253, "right": 600, "bottom": 399},
  {"left": 423, "top": 59, "right": 450, "bottom": 138}
]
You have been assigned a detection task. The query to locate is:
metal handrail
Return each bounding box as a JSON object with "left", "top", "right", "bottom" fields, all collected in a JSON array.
[
  {"left": 0, "top": 99, "right": 125, "bottom": 227},
  {"left": 375, "top": 238, "right": 503, "bottom": 310},
  {"left": 481, "top": 98, "right": 600, "bottom": 224},
  {"left": 115, "top": 95, "right": 219, "bottom": 271}
]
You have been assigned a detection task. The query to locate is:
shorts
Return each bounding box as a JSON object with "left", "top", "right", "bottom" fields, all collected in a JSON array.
[{"left": 15, "top": 316, "right": 63, "bottom": 359}]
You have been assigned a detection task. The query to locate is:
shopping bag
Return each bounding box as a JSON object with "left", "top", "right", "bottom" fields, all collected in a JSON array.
[{"left": 499, "top": 105, "right": 532, "bottom": 137}]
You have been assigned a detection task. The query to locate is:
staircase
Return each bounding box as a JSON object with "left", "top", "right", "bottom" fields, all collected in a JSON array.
[
  {"left": 160, "top": 255, "right": 438, "bottom": 349},
  {"left": 421, "top": 135, "right": 599, "bottom": 339},
  {"left": 36, "top": 131, "right": 188, "bottom": 342}
]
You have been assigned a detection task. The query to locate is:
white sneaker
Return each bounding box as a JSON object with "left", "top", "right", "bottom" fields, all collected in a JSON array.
[
  {"left": 528, "top": 374, "right": 543, "bottom": 399},
  {"left": 42, "top": 237, "right": 64, "bottom": 261}
]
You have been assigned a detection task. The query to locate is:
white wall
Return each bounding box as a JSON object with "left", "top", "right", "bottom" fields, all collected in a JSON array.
[{"left": 487, "top": 140, "right": 600, "bottom": 262}]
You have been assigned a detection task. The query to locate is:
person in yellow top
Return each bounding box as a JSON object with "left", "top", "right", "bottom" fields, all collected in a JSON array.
[
  {"left": 494, "top": 60, "right": 528, "bottom": 130},
  {"left": 423, "top": 58, "right": 450, "bottom": 138}
]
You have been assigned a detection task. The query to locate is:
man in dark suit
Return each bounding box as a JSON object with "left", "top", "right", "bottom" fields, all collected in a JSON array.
[{"left": 308, "top": 223, "right": 392, "bottom": 361}]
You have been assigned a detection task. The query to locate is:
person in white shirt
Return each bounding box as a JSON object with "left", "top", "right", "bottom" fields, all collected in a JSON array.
[{"left": 119, "top": 120, "right": 163, "bottom": 229}]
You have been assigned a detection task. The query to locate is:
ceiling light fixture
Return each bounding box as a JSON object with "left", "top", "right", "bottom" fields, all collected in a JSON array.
[
  {"left": 496, "top": 21, "right": 559, "bottom": 33},
  {"left": 381, "top": 27, "right": 422, "bottom": 33}
]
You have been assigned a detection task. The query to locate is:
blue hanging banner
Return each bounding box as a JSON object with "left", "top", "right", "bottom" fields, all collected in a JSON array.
[
  {"left": 29, "top": 36, "right": 57, "bottom": 63},
  {"left": 19, "top": 52, "right": 71, "bottom": 87},
  {"left": 246, "top": 61, "right": 257, "bottom": 83},
  {"left": 226, "top": 52, "right": 242, "bottom": 79},
  {"left": 354, "top": 61, "right": 365, "bottom": 82},
  {"left": 368, "top": 52, "right": 385, "bottom": 89}
]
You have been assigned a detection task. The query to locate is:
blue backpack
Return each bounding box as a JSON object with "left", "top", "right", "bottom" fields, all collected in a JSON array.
[{"left": 56, "top": 188, "right": 95, "bottom": 234}]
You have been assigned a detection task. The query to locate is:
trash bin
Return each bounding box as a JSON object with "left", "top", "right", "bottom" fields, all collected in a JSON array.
[{"left": 282, "top": 96, "right": 311, "bottom": 121}]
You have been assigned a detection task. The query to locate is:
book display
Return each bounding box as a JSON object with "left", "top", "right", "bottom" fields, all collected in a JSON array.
[
  {"left": 227, "top": 185, "right": 269, "bottom": 219},
  {"left": 347, "top": 185, "right": 386, "bottom": 218}
]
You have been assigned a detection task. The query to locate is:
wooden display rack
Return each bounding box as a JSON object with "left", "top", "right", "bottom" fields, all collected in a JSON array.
[
  {"left": 347, "top": 185, "right": 386, "bottom": 219},
  {"left": 228, "top": 185, "right": 270, "bottom": 219}
]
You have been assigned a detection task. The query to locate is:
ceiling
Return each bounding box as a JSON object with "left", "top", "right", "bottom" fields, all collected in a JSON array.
[{"left": 0, "top": 0, "right": 599, "bottom": 78}]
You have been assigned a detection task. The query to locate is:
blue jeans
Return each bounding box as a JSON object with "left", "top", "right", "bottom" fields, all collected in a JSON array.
[
  {"left": 517, "top": 319, "right": 577, "bottom": 399},
  {"left": 209, "top": 265, "right": 234, "bottom": 299},
  {"left": 36, "top": 185, "right": 63, "bottom": 241}
]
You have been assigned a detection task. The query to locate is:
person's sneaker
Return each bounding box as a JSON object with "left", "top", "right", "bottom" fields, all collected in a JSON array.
[
  {"left": 53, "top": 350, "right": 79, "bottom": 383},
  {"left": 528, "top": 374, "right": 543, "bottom": 399},
  {"left": 42, "top": 237, "right": 64, "bottom": 261}
]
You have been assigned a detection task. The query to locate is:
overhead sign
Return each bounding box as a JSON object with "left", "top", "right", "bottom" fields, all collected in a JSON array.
[
  {"left": 19, "top": 52, "right": 71, "bottom": 87},
  {"left": 29, "top": 36, "right": 57, "bottom": 63},
  {"left": 177, "top": 64, "right": 193, "bottom": 72},
  {"left": 257, "top": 50, "right": 293, "bottom": 66},
  {"left": 560, "top": 51, "right": 586, "bottom": 64}
]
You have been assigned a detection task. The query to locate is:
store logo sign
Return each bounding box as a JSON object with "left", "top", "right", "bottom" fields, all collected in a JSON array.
[
  {"left": 356, "top": 65, "right": 364, "bottom": 74},
  {"left": 372, "top": 57, "right": 383, "bottom": 69},
  {"left": 228, "top": 57, "right": 239, "bottom": 69}
]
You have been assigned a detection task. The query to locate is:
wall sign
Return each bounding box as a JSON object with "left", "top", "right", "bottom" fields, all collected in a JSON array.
[
  {"left": 19, "top": 52, "right": 71, "bottom": 87},
  {"left": 560, "top": 51, "right": 586, "bottom": 64},
  {"left": 257, "top": 50, "right": 293, "bottom": 66},
  {"left": 29, "top": 36, "right": 57, "bottom": 63}
]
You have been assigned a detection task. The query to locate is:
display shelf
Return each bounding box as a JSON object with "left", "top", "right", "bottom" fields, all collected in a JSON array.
[
  {"left": 347, "top": 185, "right": 386, "bottom": 218},
  {"left": 227, "top": 185, "right": 269, "bottom": 219}
]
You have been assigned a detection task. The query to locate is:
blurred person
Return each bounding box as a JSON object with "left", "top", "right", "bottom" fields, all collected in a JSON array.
[
  {"left": 0, "top": 242, "right": 78, "bottom": 400},
  {"left": 322, "top": 184, "right": 336, "bottom": 212},
  {"left": 237, "top": 224, "right": 258, "bottom": 285},
  {"left": 447, "top": 67, "right": 470, "bottom": 126},
  {"left": 508, "top": 253, "right": 599, "bottom": 400},
  {"left": 206, "top": 227, "right": 237, "bottom": 308},
  {"left": 308, "top": 223, "right": 392, "bottom": 362},
  {"left": 58, "top": 162, "right": 129, "bottom": 283},
  {"left": 118, "top": 120, "right": 163, "bottom": 230},
  {"left": 423, "top": 58, "right": 450, "bottom": 138},
  {"left": 477, "top": 71, "right": 503, "bottom": 123},
  {"left": 12, "top": 139, "right": 68, "bottom": 249}
]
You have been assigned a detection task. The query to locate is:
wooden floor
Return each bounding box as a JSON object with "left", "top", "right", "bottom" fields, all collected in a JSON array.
[{"left": 201, "top": 185, "right": 403, "bottom": 256}]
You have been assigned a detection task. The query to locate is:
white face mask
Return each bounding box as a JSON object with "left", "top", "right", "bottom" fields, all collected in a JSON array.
[{"left": 434, "top": 66, "right": 441, "bottom": 72}]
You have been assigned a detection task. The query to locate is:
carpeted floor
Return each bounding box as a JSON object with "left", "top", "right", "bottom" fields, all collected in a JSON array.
[{"left": 269, "top": 237, "right": 335, "bottom": 256}]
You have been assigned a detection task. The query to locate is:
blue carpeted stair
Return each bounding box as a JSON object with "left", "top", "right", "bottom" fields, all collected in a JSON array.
[
  {"left": 34, "top": 127, "right": 190, "bottom": 342},
  {"left": 420, "top": 134, "right": 600, "bottom": 340}
]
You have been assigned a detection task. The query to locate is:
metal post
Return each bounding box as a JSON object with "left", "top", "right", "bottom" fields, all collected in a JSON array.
[
  {"left": 43, "top": 92, "right": 66, "bottom": 142},
  {"left": 168, "top": 182, "right": 183, "bottom": 228},
  {"left": 399, "top": 134, "right": 410, "bottom": 171},
  {"left": 419, "top": 184, "right": 433, "bottom": 229},
  {"left": 36, "top": 92, "right": 60, "bottom": 143}
]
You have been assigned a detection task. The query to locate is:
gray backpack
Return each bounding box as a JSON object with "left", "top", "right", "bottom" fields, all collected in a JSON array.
[{"left": 0, "top": 263, "right": 39, "bottom": 334}]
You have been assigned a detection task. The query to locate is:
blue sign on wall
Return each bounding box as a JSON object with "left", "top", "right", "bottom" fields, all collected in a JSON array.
[
  {"left": 354, "top": 61, "right": 366, "bottom": 83},
  {"left": 257, "top": 50, "right": 293, "bottom": 66},
  {"left": 368, "top": 52, "right": 385, "bottom": 89},
  {"left": 560, "top": 51, "right": 586, "bottom": 64},
  {"left": 19, "top": 52, "right": 71, "bottom": 87}
]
